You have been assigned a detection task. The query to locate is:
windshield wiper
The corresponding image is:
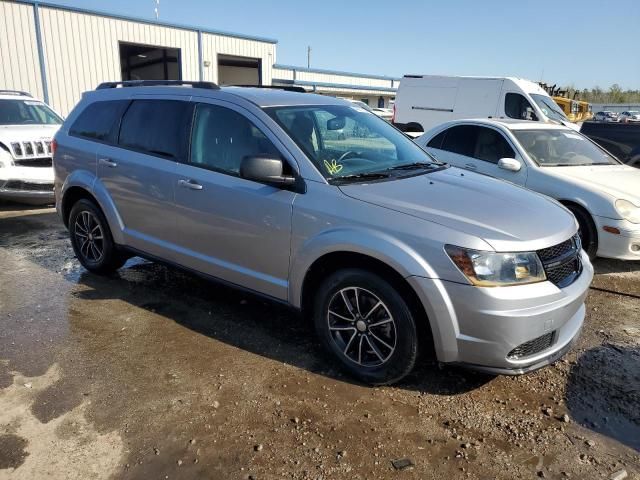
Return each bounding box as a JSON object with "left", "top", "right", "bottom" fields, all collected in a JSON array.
[
  {"left": 386, "top": 161, "right": 439, "bottom": 171},
  {"left": 329, "top": 172, "right": 390, "bottom": 184}
]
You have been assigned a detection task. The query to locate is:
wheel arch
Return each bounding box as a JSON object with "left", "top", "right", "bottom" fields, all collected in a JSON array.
[
  {"left": 298, "top": 250, "right": 435, "bottom": 357},
  {"left": 557, "top": 199, "right": 599, "bottom": 250},
  {"left": 60, "top": 174, "right": 125, "bottom": 244}
]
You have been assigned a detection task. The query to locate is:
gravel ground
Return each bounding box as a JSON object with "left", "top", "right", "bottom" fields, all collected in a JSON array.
[{"left": 0, "top": 204, "right": 638, "bottom": 480}]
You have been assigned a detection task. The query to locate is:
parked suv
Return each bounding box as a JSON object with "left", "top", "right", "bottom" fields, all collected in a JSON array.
[
  {"left": 54, "top": 81, "right": 593, "bottom": 385},
  {"left": 0, "top": 90, "right": 62, "bottom": 204}
]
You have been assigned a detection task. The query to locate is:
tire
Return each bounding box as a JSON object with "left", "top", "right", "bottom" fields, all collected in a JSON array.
[
  {"left": 567, "top": 205, "right": 598, "bottom": 260},
  {"left": 313, "top": 268, "right": 418, "bottom": 385},
  {"left": 68, "top": 198, "right": 127, "bottom": 274}
]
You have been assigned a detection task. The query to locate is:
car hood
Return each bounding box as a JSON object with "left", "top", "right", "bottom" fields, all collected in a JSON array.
[
  {"left": 0, "top": 124, "right": 59, "bottom": 149},
  {"left": 542, "top": 165, "right": 640, "bottom": 203},
  {"left": 339, "top": 167, "right": 577, "bottom": 252}
]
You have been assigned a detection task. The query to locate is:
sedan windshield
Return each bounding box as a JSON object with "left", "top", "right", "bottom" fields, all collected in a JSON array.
[
  {"left": 0, "top": 99, "right": 62, "bottom": 126},
  {"left": 530, "top": 94, "right": 568, "bottom": 123},
  {"left": 514, "top": 129, "right": 619, "bottom": 166},
  {"left": 267, "top": 104, "right": 441, "bottom": 181}
]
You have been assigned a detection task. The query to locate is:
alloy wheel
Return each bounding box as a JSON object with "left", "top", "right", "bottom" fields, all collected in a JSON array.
[
  {"left": 326, "top": 286, "right": 397, "bottom": 367},
  {"left": 74, "top": 210, "right": 104, "bottom": 263}
]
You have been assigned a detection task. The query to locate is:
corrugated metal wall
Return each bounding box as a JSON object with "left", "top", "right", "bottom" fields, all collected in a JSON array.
[
  {"left": 0, "top": 0, "right": 277, "bottom": 116},
  {"left": 39, "top": 6, "right": 200, "bottom": 115},
  {"left": 201, "top": 33, "right": 275, "bottom": 86},
  {"left": 0, "top": 1, "right": 43, "bottom": 99}
]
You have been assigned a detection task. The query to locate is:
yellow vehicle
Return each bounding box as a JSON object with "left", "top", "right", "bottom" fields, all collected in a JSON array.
[{"left": 539, "top": 82, "right": 593, "bottom": 123}]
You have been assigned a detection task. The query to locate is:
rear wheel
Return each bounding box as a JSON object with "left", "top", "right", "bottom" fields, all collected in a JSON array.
[
  {"left": 69, "top": 199, "right": 127, "bottom": 274},
  {"left": 313, "top": 269, "right": 418, "bottom": 385},
  {"left": 567, "top": 205, "right": 597, "bottom": 260}
]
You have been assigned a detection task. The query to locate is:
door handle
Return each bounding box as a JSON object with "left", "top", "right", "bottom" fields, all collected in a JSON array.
[
  {"left": 99, "top": 158, "right": 117, "bottom": 168},
  {"left": 464, "top": 163, "right": 477, "bottom": 170},
  {"left": 178, "top": 179, "right": 203, "bottom": 190}
]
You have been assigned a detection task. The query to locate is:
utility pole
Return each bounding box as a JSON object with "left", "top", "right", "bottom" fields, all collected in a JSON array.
[
  {"left": 307, "top": 46, "right": 311, "bottom": 69},
  {"left": 154, "top": 0, "right": 160, "bottom": 20}
]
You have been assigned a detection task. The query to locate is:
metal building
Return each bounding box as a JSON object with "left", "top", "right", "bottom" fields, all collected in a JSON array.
[{"left": 0, "top": 0, "right": 397, "bottom": 116}]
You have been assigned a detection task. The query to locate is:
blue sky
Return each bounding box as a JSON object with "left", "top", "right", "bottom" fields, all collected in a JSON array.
[{"left": 44, "top": 0, "right": 639, "bottom": 89}]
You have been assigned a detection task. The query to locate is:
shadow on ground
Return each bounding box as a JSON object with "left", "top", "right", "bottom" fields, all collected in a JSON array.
[
  {"left": 565, "top": 344, "right": 640, "bottom": 451},
  {"left": 72, "top": 261, "right": 493, "bottom": 395}
]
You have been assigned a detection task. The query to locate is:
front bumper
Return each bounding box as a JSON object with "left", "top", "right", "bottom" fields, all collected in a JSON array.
[
  {"left": 407, "top": 250, "right": 593, "bottom": 374},
  {"left": 593, "top": 215, "right": 640, "bottom": 260},
  {"left": 0, "top": 166, "right": 54, "bottom": 205}
]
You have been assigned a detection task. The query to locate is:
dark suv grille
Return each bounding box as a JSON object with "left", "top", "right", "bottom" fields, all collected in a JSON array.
[
  {"left": 507, "top": 332, "right": 555, "bottom": 359},
  {"left": 537, "top": 234, "right": 582, "bottom": 288}
]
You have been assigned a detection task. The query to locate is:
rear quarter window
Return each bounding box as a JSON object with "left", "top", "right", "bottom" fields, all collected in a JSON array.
[{"left": 69, "top": 100, "right": 130, "bottom": 143}]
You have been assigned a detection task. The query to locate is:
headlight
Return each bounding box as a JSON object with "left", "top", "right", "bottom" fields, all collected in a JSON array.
[
  {"left": 0, "top": 150, "right": 14, "bottom": 168},
  {"left": 445, "top": 245, "right": 546, "bottom": 287},
  {"left": 615, "top": 199, "right": 640, "bottom": 224}
]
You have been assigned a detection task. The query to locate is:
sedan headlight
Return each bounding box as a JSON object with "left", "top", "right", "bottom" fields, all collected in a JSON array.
[
  {"left": 615, "top": 199, "right": 640, "bottom": 224},
  {"left": 445, "top": 245, "right": 546, "bottom": 287}
]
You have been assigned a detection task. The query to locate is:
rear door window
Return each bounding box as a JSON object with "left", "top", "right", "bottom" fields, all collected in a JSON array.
[
  {"left": 427, "top": 129, "right": 447, "bottom": 149},
  {"left": 440, "top": 125, "right": 479, "bottom": 157},
  {"left": 69, "top": 100, "right": 129, "bottom": 143},
  {"left": 472, "top": 127, "right": 515, "bottom": 163},
  {"left": 118, "top": 100, "right": 192, "bottom": 160}
]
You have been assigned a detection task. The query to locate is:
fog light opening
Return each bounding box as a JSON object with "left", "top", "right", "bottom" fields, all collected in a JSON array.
[
  {"left": 631, "top": 244, "right": 640, "bottom": 253},
  {"left": 603, "top": 226, "right": 621, "bottom": 235}
]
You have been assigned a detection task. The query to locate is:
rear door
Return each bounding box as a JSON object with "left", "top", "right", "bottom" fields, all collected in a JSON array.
[
  {"left": 171, "top": 99, "right": 297, "bottom": 300},
  {"left": 96, "top": 97, "right": 193, "bottom": 259}
]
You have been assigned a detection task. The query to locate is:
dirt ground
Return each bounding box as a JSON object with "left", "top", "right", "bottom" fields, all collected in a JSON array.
[{"left": 0, "top": 204, "right": 638, "bottom": 480}]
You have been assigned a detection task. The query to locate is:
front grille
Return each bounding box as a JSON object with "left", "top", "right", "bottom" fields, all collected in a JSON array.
[
  {"left": 10, "top": 140, "right": 53, "bottom": 157},
  {"left": 538, "top": 237, "right": 575, "bottom": 262},
  {"left": 507, "top": 332, "right": 555, "bottom": 359},
  {"left": 537, "top": 234, "right": 582, "bottom": 288},
  {"left": 13, "top": 157, "right": 52, "bottom": 167},
  {"left": 3, "top": 180, "right": 54, "bottom": 192}
]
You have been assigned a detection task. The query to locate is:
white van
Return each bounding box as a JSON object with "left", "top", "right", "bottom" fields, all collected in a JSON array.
[{"left": 393, "top": 75, "right": 576, "bottom": 133}]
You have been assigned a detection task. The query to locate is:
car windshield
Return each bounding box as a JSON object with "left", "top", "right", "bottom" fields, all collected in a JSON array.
[
  {"left": 267, "top": 104, "right": 442, "bottom": 181},
  {"left": 530, "top": 94, "right": 569, "bottom": 123},
  {"left": 0, "top": 99, "right": 62, "bottom": 125},
  {"left": 513, "top": 129, "right": 619, "bottom": 166}
]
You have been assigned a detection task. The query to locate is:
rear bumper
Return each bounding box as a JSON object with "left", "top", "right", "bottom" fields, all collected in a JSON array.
[
  {"left": 594, "top": 215, "right": 640, "bottom": 260},
  {"left": 407, "top": 250, "right": 593, "bottom": 374}
]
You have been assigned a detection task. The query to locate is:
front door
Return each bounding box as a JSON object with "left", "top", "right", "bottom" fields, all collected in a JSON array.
[{"left": 172, "top": 100, "right": 297, "bottom": 300}]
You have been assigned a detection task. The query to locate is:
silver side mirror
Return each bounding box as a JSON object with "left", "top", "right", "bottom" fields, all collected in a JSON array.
[{"left": 498, "top": 158, "right": 522, "bottom": 172}]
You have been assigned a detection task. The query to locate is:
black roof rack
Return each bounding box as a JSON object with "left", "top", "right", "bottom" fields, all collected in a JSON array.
[
  {"left": 231, "top": 85, "right": 307, "bottom": 93},
  {"left": 96, "top": 80, "right": 220, "bottom": 90},
  {"left": 0, "top": 90, "right": 32, "bottom": 97}
]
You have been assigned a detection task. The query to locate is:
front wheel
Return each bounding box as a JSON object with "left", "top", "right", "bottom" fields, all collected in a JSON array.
[
  {"left": 69, "top": 199, "right": 127, "bottom": 274},
  {"left": 567, "top": 205, "right": 598, "bottom": 260},
  {"left": 313, "top": 269, "right": 418, "bottom": 385}
]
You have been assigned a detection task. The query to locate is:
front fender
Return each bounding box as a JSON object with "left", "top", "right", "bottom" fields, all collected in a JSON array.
[
  {"left": 60, "top": 170, "right": 126, "bottom": 245},
  {"left": 288, "top": 226, "right": 439, "bottom": 308}
]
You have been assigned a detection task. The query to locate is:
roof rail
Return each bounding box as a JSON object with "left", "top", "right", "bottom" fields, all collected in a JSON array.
[
  {"left": 96, "top": 80, "right": 220, "bottom": 90},
  {"left": 0, "top": 90, "right": 32, "bottom": 97},
  {"left": 231, "top": 85, "right": 307, "bottom": 93}
]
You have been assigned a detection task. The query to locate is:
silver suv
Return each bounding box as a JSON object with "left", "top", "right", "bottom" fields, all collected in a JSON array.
[{"left": 54, "top": 81, "right": 593, "bottom": 385}]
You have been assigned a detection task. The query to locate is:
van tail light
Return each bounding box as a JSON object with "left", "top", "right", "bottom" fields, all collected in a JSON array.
[
  {"left": 51, "top": 139, "right": 57, "bottom": 156},
  {"left": 392, "top": 103, "right": 396, "bottom": 123}
]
